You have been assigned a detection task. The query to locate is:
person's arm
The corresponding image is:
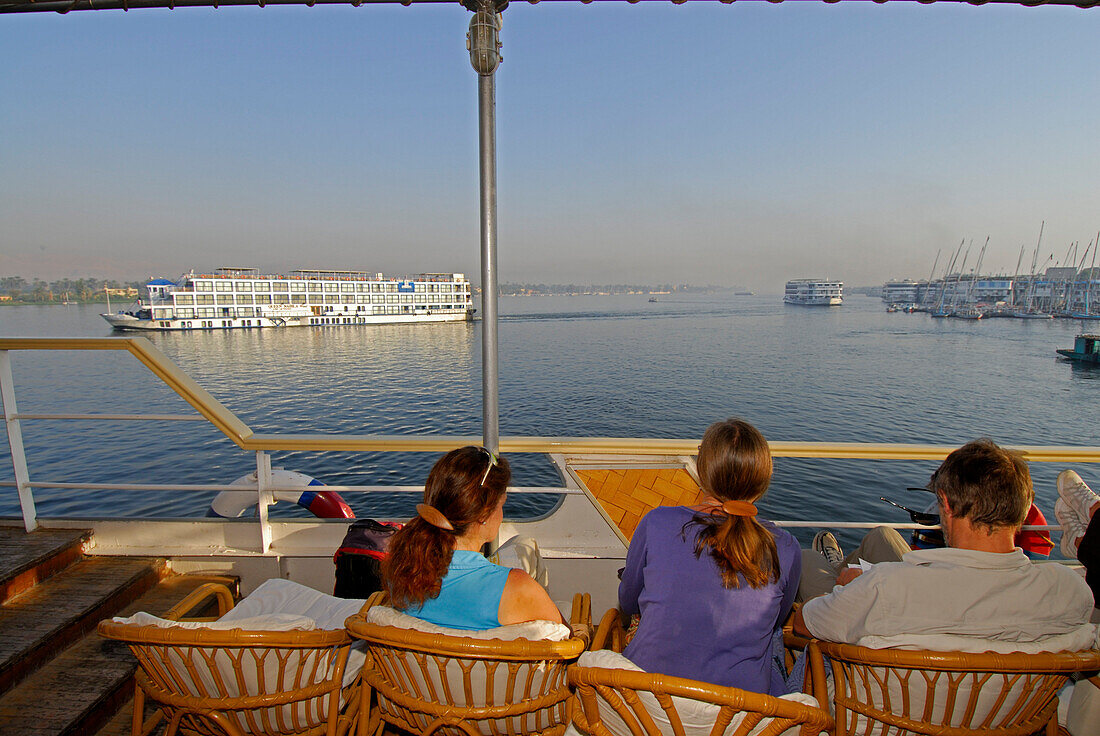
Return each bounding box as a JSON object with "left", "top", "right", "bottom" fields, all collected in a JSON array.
[
  {"left": 617, "top": 514, "right": 650, "bottom": 616},
  {"left": 497, "top": 569, "right": 565, "bottom": 625},
  {"left": 777, "top": 535, "right": 802, "bottom": 623},
  {"left": 791, "top": 606, "right": 812, "bottom": 638}
]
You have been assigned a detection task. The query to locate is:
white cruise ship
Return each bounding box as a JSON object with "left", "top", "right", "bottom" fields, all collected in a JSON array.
[
  {"left": 102, "top": 268, "right": 474, "bottom": 331},
  {"left": 784, "top": 279, "right": 843, "bottom": 306}
]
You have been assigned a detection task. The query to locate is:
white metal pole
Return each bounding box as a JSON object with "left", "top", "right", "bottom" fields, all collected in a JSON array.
[
  {"left": 479, "top": 73, "right": 500, "bottom": 454},
  {"left": 255, "top": 450, "right": 273, "bottom": 553},
  {"left": 0, "top": 351, "right": 37, "bottom": 532},
  {"left": 468, "top": 3, "right": 502, "bottom": 454}
]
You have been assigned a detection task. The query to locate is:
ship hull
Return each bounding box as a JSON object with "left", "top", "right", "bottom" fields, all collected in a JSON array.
[
  {"left": 103, "top": 310, "right": 475, "bottom": 331},
  {"left": 1056, "top": 349, "right": 1100, "bottom": 364},
  {"left": 783, "top": 297, "right": 842, "bottom": 306}
]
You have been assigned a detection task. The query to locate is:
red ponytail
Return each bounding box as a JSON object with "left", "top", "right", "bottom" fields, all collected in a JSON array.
[{"left": 382, "top": 447, "right": 511, "bottom": 609}]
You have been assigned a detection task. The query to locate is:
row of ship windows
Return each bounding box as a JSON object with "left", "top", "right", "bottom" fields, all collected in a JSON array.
[
  {"left": 175, "top": 294, "right": 467, "bottom": 305},
  {"left": 159, "top": 320, "right": 257, "bottom": 328},
  {"left": 155, "top": 313, "right": 451, "bottom": 329},
  {"left": 188, "top": 281, "right": 468, "bottom": 294},
  {"left": 153, "top": 306, "right": 463, "bottom": 319},
  {"left": 308, "top": 312, "right": 425, "bottom": 323}
]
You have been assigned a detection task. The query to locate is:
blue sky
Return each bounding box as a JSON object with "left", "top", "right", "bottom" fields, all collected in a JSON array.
[{"left": 1, "top": 2, "right": 1098, "bottom": 290}]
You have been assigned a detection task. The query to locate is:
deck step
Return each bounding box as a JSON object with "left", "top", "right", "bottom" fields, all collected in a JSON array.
[
  {"left": 0, "top": 526, "right": 90, "bottom": 605},
  {"left": 0, "top": 556, "right": 166, "bottom": 696},
  {"left": 0, "top": 572, "right": 237, "bottom": 736}
]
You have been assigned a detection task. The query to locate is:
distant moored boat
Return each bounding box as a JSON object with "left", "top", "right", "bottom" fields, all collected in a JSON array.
[
  {"left": 951, "top": 306, "right": 984, "bottom": 320},
  {"left": 1012, "top": 308, "right": 1054, "bottom": 319},
  {"left": 1056, "top": 334, "right": 1100, "bottom": 364}
]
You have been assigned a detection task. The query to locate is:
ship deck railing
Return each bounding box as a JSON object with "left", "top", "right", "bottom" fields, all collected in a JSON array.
[
  {"left": 2, "top": 336, "right": 1097, "bottom": 556},
  {"left": 191, "top": 272, "right": 465, "bottom": 282}
]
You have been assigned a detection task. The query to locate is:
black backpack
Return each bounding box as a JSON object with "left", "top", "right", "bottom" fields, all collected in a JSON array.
[{"left": 333, "top": 519, "right": 401, "bottom": 599}]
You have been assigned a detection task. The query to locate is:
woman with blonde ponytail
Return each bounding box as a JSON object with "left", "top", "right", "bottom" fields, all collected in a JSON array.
[
  {"left": 382, "top": 446, "right": 562, "bottom": 630},
  {"left": 618, "top": 418, "right": 801, "bottom": 694}
]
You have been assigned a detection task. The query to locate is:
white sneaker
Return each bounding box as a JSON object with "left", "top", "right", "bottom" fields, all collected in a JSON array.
[
  {"left": 1055, "top": 498, "right": 1086, "bottom": 559},
  {"left": 812, "top": 530, "right": 845, "bottom": 570},
  {"left": 1057, "top": 470, "right": 1100, "bottom": 524}
]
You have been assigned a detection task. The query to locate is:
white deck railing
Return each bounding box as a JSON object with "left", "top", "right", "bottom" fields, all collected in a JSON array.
[{"left": 2, "top": 337, "right": 1097, "bottom": 552}]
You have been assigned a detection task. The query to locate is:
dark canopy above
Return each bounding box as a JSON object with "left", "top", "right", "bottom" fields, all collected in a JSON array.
[{"left": 0, "top": 0, "right": 1096, "bottom": 14}]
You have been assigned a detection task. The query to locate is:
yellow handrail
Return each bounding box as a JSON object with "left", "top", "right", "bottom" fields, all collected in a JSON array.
[
  {"left": 0, "top": 337, "right": 252, "bottom": 445},
  {"left": 3, "top": 336, "right": 1099, "bottom": 463}
]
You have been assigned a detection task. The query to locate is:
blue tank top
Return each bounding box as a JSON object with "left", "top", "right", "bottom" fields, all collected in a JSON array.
[{"left": 405, "top": 550, "right": 512, "bottom": 630}]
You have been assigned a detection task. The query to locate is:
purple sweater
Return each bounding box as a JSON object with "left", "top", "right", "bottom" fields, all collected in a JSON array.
[{"left": 619, "top": 506, "right": 801, "bottom": 695}]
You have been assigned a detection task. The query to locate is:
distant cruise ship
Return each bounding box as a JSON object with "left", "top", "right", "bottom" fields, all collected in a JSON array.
[
  {"left": 784, "top": 279, "right": 843, "bottom": 306},
  {"left": 102, "top": 268, "right": 474, "bottom": 331}
]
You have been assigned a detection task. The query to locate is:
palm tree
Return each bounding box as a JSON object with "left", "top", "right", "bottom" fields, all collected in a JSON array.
[{"left": 31, "top": 279, "right": 50, "bottom": 302}]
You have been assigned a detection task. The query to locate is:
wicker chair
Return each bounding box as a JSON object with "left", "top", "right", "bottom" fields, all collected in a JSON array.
[
  {"left": 806, "top": 639, "right": 1100, "bottom": 736},
  {"left": 572, "top": 608, "right": 832, "bottom": 736},
  {"left": 592, "top": 606, "right": 632, "bottom": 654},
  {"left": 98, "top": 583, "right": 361, "bottom": 736},
  {"left": 345, "top": 591, "right": 592, "bottom": 736}
]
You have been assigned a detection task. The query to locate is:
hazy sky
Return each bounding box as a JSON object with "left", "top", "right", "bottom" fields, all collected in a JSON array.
[{"left": 2, "top": 2, "right": 1098, "bottom": 290}]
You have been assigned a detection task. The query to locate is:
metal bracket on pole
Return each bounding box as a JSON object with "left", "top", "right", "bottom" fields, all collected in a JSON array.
[
  {"left": 461, "top": 0, "right": 507, "bottom": 14},
  {"left": 466, "top": 0, "right": 504, "bottom": 453},
  {"left": 255, "top": 450, "right": 273, "bottom": 553},
  {"left": 0, "top": 351, "right": 37, "bottom": 532}
]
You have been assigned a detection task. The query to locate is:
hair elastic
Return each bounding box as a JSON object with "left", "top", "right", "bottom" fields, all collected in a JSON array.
[
  {"left": 720, "top": 500, "right": 758, "bottom": 516},
  {"left": 699, "top": 497, "right": 758, "bottom": 517},
  {"left": 416, "top": 503, "right": 455, "bottom": 531},
  {"left": 711, "top": 499, "right": 757, "bottom": 517}
]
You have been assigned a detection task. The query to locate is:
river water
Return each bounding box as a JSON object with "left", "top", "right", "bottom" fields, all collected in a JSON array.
[{"left": 2, "top": 296, "right": 1098, "bottom": 557}]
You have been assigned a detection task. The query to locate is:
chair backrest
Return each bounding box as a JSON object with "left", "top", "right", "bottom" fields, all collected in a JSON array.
[
  {"left": 569, "top": 665, "right": 831, "bottom": 736},
  {"left": 808, "top": 640, "right": 1100, "bottom": 736},
  {"left": 98, "top": 620, "right": 354, "bottom": 736},
  {"left": 344, "top": 612, "right": 587, "bottom": 736}
]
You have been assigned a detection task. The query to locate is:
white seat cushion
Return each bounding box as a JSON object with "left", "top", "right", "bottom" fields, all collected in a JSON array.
[
  {"left": 365, "top": 604, "right": 571, "bottom": 641},
  {"left": 1064, "top": 676, "right": 1100, "bottom": 736},
  {"left": 224, "top": 578, "right": 366, "bottom": 630},
  {"left": 222, "top": 578, "right": 367, "bottom": 689},
  {"left": 111, "top": 611, "right": 316, "bottom": 631}
]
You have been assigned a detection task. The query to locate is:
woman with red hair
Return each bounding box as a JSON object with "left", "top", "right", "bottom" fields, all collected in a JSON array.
[{"left": 382, "top": 446, "right": 563, "bottom": 629}]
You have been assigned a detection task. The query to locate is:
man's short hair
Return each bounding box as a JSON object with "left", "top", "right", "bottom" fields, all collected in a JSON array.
[{"left": 929, "top": 439, "right": 1032, "bottom": 531}]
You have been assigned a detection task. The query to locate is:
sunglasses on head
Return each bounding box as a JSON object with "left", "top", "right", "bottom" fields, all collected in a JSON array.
[{"left": 478, "top": 446, "right": 500, "bottom": 487}]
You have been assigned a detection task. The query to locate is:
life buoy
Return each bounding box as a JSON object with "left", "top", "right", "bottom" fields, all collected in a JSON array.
[
  {"left": 206, "top": 469, "right": 355, "bottom": 519},
  {"left": 1016, "top": 503, "right": 1053, "bottom": 559}
]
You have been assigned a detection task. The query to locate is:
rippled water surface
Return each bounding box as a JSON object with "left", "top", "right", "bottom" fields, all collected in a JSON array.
[{"left": 2, "top": 296, "right": 1098, "bottom": 556}]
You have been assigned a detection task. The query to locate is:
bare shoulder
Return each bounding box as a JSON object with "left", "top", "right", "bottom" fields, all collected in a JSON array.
[
  {"left": 499, "top": 569, "right": 564, "bottom": 625},
  {"left": 504, "top": 568, "right": 544, "bottom": 601}
]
